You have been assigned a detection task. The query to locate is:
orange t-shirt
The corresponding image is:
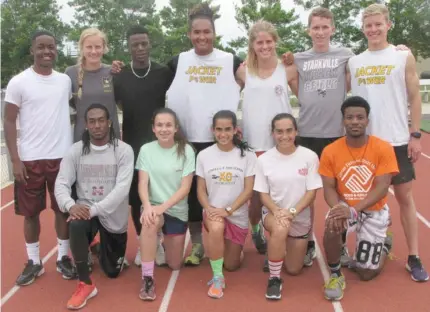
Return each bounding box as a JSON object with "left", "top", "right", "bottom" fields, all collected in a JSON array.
[{"left": 319, "top": 136, "right": 399, "bottom": 211}]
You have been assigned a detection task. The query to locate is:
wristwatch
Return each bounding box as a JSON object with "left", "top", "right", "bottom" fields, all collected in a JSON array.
[
  {"left": 225, "top": 207, "right": 233, "bottom": 216},
  {"left": 289, "top": 207, "right": 297, "bottom": 218},
  {"left": 410, "top": 132, "right": 421, "bottom": 139}
]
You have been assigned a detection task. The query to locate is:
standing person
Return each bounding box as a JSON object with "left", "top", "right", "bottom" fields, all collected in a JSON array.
[
  {"left": 239, "top": 20, "right": 297, "bottom": 265},
  {"left": 136, "top": 108, "right": 195, "bottom": 301},
  {"left": 55, "top": 104, "right": 134, "bottom": 310},
  {"left": 289, "top": 7, "right": 355, "bottom": 267},
  {"left": 166, "top": 3, "right": 243, "bottom": 266},
  {"left": 66, "top": 28, "right": 120, "bottom": 143},
  {"left": 320, "top": 96, "right": 399, "bottom": 301},
  {"left": 197, "top": 110, "right": 256, "bottom": 299},
  {"left": 254, "top": 113, "right": 322, "bottom": 300},
  {"left": 113, "top": 25, "right": 174, "bottom": 267},
  {"left": 347, "top": 3, "right": 428, "bottom": 282},
  {"left": 3, "top": 30, "right": 76, "bottom": 286}
]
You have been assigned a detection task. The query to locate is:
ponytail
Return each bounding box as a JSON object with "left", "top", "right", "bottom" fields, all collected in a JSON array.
[{"left": 232, "top": 133, "right": 251, "bottom": 157}]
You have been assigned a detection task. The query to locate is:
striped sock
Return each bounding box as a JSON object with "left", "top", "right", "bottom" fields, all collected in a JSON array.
[
  {"left": 269, "top": 259, "right": 283, "bottom": 278},
  {"left": 142, "top": 261, "right": 154, "bottom": 278}
]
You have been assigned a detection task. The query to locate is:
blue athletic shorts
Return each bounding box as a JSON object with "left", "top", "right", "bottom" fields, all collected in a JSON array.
[{"left": 162, "top": 213, "right": 187, "bottom": 235}]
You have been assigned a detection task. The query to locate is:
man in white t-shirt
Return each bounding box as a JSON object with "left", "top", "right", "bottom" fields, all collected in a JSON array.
[
  {"left": 347, "top": 4, "right": 428, "bottom": 282},
  {"left": 3, "top": 30, "right": 75, "bottom": 286}
]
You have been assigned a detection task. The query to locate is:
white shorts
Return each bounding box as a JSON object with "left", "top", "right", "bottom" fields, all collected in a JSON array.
[
  {"left": 347, "top": 205, "right": 390, "bottom": 270},
  {"left": 261, "top": 208, "right": 311, "bottom": 239}
]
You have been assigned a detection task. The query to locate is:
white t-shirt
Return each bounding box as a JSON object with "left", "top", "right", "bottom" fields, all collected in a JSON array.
[
  {"left": 242, "top": 63, "right": 292, "bottom": 152},
  {"left": 5, "top": 67, "right": 72, "bottom": 161},
  {"left": 166, "top": 49, "right": 241, "bottom": 143},
  {"left": 348, "top": 45, "right": 409, "bottom": 146},
  {"left": 254, "top": 146, "right": 322, "bottom": 223},
  {"left": 196, "top": 144, "right": 257, "bottom": 229}
]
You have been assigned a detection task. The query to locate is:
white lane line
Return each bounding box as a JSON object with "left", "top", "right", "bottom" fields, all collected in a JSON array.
[
  {"left": 388, "top": 188, "right": 430, "bottom": 229},
  {"left": 421, "top": 152, "right": 430, "bottom": 160},
  {"left": 158, "top": 230, "right": 191, "bottom": 312},
  {"left": 0, "top": 200, "right": 14, "bottom": 211},
  {"left": 1, "top": 246, "right": 58, "bottom": 307},
  {"left": 314, "top": 234, "right": 344, "bottom": 312}
]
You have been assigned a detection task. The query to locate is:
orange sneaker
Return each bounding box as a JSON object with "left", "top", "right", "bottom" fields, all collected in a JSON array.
[
  {"left": 207, "top": 276, "right": 225, "bottom": 299},
  {"left": 67, "top": 281, "right": 98, "bottom": 310}
]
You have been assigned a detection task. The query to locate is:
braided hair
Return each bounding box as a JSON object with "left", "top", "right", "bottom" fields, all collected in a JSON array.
[
  {"left": 212, "top": 110, "right": 252, "bottom": 157},
  {"left": 82, "top": 103, "right": 117, "bottom": 156}
]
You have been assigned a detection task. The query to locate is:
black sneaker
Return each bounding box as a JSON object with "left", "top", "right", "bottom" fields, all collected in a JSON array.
[
  {"left": 16, "top": 260, "right": 44, "bottom": 286},
  {"left": 265, "top": 277, "right": 283, "bottom": 300},
  {"left": 56, "top": 255, "right": 77, "bottom": 280}
]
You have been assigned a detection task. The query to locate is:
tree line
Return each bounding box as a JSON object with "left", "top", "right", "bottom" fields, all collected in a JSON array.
[{"left": 1, "top": 0, "right": 429, "bottom": 87}]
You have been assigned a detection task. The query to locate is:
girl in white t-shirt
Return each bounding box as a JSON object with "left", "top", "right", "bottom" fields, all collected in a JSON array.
[
  {"left": 136, "top": 108, "right": 195, "bottom": 301},
  {"left": 237, "top": 20, "right": 297, "bottom": 261},
  {"left": 254, "top": 113, "right": 322, "bottom": 301},
  {"left": 196, "top": 110, "right": 257, "bottom": 299}
]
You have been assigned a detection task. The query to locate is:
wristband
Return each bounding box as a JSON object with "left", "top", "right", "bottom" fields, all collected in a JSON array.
[{"left": 350, "top": 206, "right": 358, "bottom": 220}]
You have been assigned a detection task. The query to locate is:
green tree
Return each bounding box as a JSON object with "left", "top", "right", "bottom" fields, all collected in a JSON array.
[
  {"left": 1, "top": 0, "right": 72, "bottom": 87},
  {"left": 67, "top": 0, "right": 164, "bottom": 63},
  {"left": 158, "top": 0, "right": 234, "bottom": 64},
  {"left": 228, "top": 0, "right": 307, "bottom": 56}
]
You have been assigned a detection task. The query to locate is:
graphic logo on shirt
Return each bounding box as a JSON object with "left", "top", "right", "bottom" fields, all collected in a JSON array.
[
  {"left": 208, "top": 166, "right": 243, "bottom": 185},
  {"left": 355, "top": 65, "right": 395, "bottom": 86},
  {"left": 274, "top": 85, "right": 284, "bottom": 96},
  {"left": 339, "top": 160, "right": 376, "bottom": 201},
  {"left": 302, "top": 58, "right": 340, "bottom": 93},
  {"left": 186, "top": 65, "right": 223, "bottom": 84},
  {"left": 102, "top": 76, "right": 113, "bottom": 93},
  {"left": 92, "top": 186, "right": 104, "bottom": 196},
  {"left": 298, "top": 168, "right": 308, "bottom": 176}
]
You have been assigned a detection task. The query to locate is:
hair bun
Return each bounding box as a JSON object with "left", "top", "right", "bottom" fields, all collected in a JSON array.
[{"left": 189, "top": 2, "right": 214, "bottom": 19}]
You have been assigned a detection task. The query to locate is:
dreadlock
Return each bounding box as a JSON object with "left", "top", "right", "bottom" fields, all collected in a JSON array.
[
  {"left": 212, "top": 110, "right": 252, "bottom": 157},
  {"left": 82, "top": 103, "right": 117, "bottom": 156}
]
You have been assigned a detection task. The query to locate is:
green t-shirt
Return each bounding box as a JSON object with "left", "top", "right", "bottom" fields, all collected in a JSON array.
[{"left": 135, "top": 141, "right": 195, "bottom": 222}]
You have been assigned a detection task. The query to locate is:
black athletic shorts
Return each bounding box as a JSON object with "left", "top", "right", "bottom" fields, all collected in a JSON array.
[
  {"left": 87, "top": 218, "right": 127, "bottom": 278},
  {"left": 297, "top": 136, "right": 343, "bottom": 158},
  {"left": 188, "top": 142, "right": 214, "bottom": 223},
  {"left": 391, "top": 144, "right": 416, "bottom": 185}
]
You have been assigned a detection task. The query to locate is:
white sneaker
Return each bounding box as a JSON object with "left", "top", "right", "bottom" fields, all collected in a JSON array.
[{"left": 134, "top": 248, "right": 141, "bottom": 267}]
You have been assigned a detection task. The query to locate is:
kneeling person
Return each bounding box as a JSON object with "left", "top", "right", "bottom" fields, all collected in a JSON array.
[
  {"left": 55, "top": 104, "right": 134, "bottom": 310},
  {"left": 254, "top": 113, "right": 322, "bottom": 300},
  {"left": 197, "top": 110, "right": 257, "bottom": 299},
  {"left": 319, "top": 96, "right": 399, "bottom": 301},
  {"left": 137, "top": 108, "right": 195, "bottom": 301}
]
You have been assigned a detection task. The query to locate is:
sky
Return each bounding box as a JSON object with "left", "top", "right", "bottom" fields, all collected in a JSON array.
[{"left": 57, "top": 0, "right": 310, "bottom": 46}]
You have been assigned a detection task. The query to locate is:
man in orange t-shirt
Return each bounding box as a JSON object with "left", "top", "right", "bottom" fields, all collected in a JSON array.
[{"left": 318, "top": 96, "right": 399, "bottom": 301}]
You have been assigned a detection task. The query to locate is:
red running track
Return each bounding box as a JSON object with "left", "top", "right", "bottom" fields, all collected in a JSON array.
[{"left": 1, "top": 133, "right": 430, "bottom": 311}]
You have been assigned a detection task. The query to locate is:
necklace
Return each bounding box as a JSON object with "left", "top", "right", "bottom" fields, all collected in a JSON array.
[
  {"left": 131, "top": 60, "right": 151, "bottom": 79},
  {"left": 346, "top": 136, "right": 369, "bottom": 163}
]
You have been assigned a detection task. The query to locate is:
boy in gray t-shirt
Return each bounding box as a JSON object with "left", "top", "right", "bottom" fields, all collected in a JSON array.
[{"left": 54, "top": 104, "right": 134, "bottom": 310}]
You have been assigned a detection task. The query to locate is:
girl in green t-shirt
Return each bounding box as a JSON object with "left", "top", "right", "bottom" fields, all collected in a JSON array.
[{"left": 135, "top": 108, "right": 195, "bottom": 301}]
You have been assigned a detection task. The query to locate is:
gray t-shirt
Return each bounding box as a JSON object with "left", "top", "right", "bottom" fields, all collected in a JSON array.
[
  {"left": 65, "top": 64, "right": 121, "bottom": 142},
  {"left": 294, "top": 47, "right": 354, "bottom": 138},
  {"left": 54, "top": 140, "right": 134, "bottom": 234}
]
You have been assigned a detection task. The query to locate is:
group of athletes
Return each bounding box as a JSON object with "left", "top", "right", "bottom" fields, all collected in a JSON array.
[{"left": 3, "top": 2, "right": 429, "bottom": 310}]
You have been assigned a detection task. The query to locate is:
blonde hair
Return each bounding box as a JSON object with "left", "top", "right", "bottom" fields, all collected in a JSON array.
[
  {"left": 246, "top": 20, "right": 279, "bottom": 76},
  {"left": 362, "top": 4, "right": 390, "bottom": 23},
  {"left": 308, "top": 7, "right": 335, "bottom": 27},
  {"left": 76, "top": 28, "right": 109, "bottom": 98}
]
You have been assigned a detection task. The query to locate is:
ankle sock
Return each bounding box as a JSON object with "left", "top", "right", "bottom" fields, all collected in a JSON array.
[
  {"left": 210, "top": 258, "right": 224, "bottom": 278},
  {"left": 26, "top": 242, "right": 40, "bottom": 264},
  {"left": 142, "top": 261, "right": 154, "bottom": 278},
  {"left": 57, "top": 238, "right": 70, "bottom": 261},
  {"left": 328, "top": 262, "right": 341, "bottom": 277},
  {"left": 268, "top": 259, "right": 283, "bottom": 278}
]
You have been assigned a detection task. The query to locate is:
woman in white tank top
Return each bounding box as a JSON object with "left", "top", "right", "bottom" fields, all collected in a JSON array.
[{"left": 236, "top": 20, "right": 298, "bottom": 264}]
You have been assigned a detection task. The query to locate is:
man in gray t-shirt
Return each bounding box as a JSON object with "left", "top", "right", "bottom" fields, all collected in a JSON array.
[{"left": 54, "top": 103, "right": 134, "bottom": 310}]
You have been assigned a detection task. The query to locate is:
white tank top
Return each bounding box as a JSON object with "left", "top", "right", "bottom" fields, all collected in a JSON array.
[
  {"left": 242, "top": 63, "right": 292, "bottom": 152},
  {"left": 166, "top": 49, "right": 240, "bottom": 143},
  {"left": 348, "top": 45, "right": 409, "bottom": 146}
]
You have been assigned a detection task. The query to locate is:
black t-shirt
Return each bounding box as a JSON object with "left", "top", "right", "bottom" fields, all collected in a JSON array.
[
  {"left": 113, "top": 61, "right": 174, "bottom": 157},
  {"left": 166, "top": 54, "right": 243, "bottom": 75}
]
